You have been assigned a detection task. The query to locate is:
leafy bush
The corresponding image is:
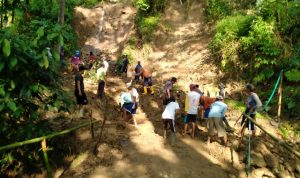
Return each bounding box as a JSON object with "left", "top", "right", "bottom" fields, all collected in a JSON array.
[
  {"left": 136, "top": 14, "right": 160, "bottom": 41},
  {"left": 208, "top": 0, "right": 300, "bottom": 117},
  {"left": 210, "top": 15, "right": 254, "bottom": 71},
  {"left": 134, "top": 0, "right": 166, "bottom": 42},
  {"left": 204, "top": 0, "right": 232, "bottom": 21}
]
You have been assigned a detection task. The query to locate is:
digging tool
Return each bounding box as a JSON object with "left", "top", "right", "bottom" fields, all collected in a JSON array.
[{"left": 233, "top": 113, "right": 243, "bottom": 126}]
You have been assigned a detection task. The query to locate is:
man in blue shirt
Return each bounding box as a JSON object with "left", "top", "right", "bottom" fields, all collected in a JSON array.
[
  {"left": 134, "top": 61, "right": 143, "bottom": 82},
  {"left": 207, "top": 95, "right": 228, "bottom": 145}
]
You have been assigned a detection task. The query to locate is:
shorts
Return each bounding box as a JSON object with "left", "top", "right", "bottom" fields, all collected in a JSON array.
[
  {"left": 208, "top": 117, "right": 226, "bottom": 137},
  {"left": 131, "top": 102, "right": 139, "bottom": 114},
  {"left": 144, "top": 77, "right": 152, "bottom": 86},
  {"left": 241, "top": 113, "right": 256, "bottom": 130},
  {"left": 122, "top": 102, "right": 138, "bottom": 114},
  {"left": 75, "top": 92, "right": 88, "bottom": 105},
  {"left": 204, "top": 108, "right": 211, "bottom": 119},
  {"left": 122, "top": 102, "right": 134, "bottom": 113},
  {"left": 185, "top": 114, "right": 197, "bottom": 123},
  {"left": 162, "top": 119, "right": 176, "bottom": 133}
]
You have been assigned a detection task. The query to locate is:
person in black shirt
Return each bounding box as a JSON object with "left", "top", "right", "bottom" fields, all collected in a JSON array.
[
  {"left": 74, "top": 65, "right": 88, "bottom": 117},
  {"left": 121, "top": 55, "right": 129, "bottom": 77}
]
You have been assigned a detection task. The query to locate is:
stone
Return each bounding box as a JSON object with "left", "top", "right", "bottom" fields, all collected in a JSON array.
[
  {"left": 295, "top": 159, "right": 300, "bottom": 173},
  {"left": 284, "top": 161, "right": 294, "bottom": 173},
  {"left": 264, "top": 153, "right": 279, "bottom": 170},
  {"left": 255, "top": 143, "right": 270, "bottom": 155},
  {"left": 251, "top": 168, "right": 276, "bottom": 178},
  {"left": 278, "top": 170, "right": 292, "bottom": 178},
  {"left": 251, "top": 152, "right": 267, "bottom": 168}
]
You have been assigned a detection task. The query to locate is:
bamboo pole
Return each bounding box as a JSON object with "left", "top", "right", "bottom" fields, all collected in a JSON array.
[
  {"left": 91, "top": 118, "right": 95, "bottom": 140},
  {"left": 277, "top": 71, "right": 283, "bottom": 124},
  {"left": 0, "top": 120, "right": 101, "bottom": 151},
  {"left": 41, "top": 139, "right": 52, "bottom": 178},
  {"left": 243, "top": 114, "right": 300, "bottom": 158},
  {"left": 93, "top": 115, "right": 107, "bottom": 155}
]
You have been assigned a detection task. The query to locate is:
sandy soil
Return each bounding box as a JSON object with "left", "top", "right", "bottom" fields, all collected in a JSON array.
[{"left": 56, "top": 1, "right": 299, "bottom": 178}]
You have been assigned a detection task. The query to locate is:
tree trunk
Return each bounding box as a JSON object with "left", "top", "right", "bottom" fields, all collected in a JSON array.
[
  {"left": 58, "top": 0, "right": 65, "bottom": 25},
  {"left": 1, "top": 0, "right": 3, "bottom": 28}
]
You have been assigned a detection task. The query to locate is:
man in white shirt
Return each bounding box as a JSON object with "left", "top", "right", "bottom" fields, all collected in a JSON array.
[
  {"left": 127, "top": 82, "right": 139, "bottom": 127},
  {"left": 162, "top": 96, "right": 180, "bottom": 145},
  {"left": 96, "top": 63, "right": 106, "bottom": 98},
  {"left": 183, "top": 84, "right": 201, "bottom": 138},
  {"left": 102, "top": 56, "right": 109, "bottom": 74}
]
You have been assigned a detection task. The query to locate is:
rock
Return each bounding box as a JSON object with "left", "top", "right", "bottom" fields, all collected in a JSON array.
[
  {"left": 251, "top": 168, "right": 275, "bottom": 178},
  {"left": 284, "top": 161, "right": 294, "bottom": 173},
  {"left": 251, "top": 152, "right": 267, "bottom": 168},
  {"left": 278, "top": 170, "right": 292, "bottom": 178},
  {"left": 270, "top": 120, "right": 279, "bottom": 127},
  {"left": 295, "top": 160, "right": 300, "bottom": 173},
  {"left": 255, "top": 143, "right": 270, "bottom": 155},
  {"left": 279, "top": 157, "right": 284, "bottom": 164},
  {"left": 232, "top": 140, "right": 239, "bottom": 151},
  {"left": 264, "top": 154, "right": 279, "bottom": 170}
]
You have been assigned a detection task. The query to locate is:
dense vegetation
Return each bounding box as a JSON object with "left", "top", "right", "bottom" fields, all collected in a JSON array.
[
  {"left": 205, "top": 0, "right": 300, "bottom": 118},
  {"left": 0, "top": 0, "right": 299, "bottom": 176},
  {"left": 135, "top": 0, "right": 167, "bottom": 41},
  {"left": 0, "top": 0, "right": 101, "bottom": 175}
]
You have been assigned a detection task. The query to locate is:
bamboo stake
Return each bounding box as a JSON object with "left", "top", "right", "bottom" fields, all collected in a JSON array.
[
  {"left": 93, "top": 115, "right": 107, "bottom": 155},
  {"left": 0, "top": 120, "right": 101, "bottom": 151},
  {"left": 91, "top": 118, "right": 95, "bottom": 140},
  {"left": 243, "top": 114, "right": 300, "bottom": 158},
  {"left": 41, "top": 139, "right": 52, "bottom": 178},
  {"left": 277, "top": 71, "right": 283, "bottom": 124}
]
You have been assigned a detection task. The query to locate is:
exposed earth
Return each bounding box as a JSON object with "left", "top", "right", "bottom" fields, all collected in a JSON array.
[{"left": 38, "top": 1, "right": 300, "bottom": 178}]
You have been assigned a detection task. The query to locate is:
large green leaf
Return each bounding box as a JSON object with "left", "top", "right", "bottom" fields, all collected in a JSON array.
[
  {"left": 3, "top": 39, "right": 11, "bottom": 57},
  {"left": 47, "top": 33, "right": 58, "bottom": 41},
  {"left": 9, "top": 57, "right": 18, "bottom": 69},
  {"left": 30, "top": 84, "right": 39, "bottom": 92},
  {"left": 10, "top": 80, "right": 15, "bottom": 89},
  {"left": 7, "top": 101, "right": 17, "bottom": 112},
  {"left": 0, "top": 103, "right": 4, "bottom": 111},
  {"left": 285, "top": 69, "right": 300, "bottom": 82},
  {"left": 43, "top": 55, "right": 49, "bottom": 69},
  {"left": 52, "top": 51, "right": 60, "bottom": 61},
  {"left": 36, "top": 27, "right": 44, "bottom": 38},
  {"left": 0, "top": 86, "right": 5, "bottom": 96}
]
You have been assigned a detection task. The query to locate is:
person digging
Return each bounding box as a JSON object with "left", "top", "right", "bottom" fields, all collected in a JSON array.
[
  {"left": 207, "top": 95, "right": 228, "bottom": 146},
  {"left": 162, "top": 96, "right": 180, "bottom": 146}
]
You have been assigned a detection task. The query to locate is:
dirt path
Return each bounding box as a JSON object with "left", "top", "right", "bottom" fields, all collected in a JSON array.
[{"left": 58, "top": 1, "right": 299, "bottom": 178}]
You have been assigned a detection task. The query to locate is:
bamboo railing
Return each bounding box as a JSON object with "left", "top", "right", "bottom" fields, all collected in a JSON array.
[{"left": 0, "top": 118, "right": 103, "bottom": 178}]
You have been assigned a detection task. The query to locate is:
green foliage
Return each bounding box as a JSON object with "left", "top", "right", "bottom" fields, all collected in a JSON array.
[
  {"left": 204, "top": 0, "right": 232, "bottom": 21},
  {"left": 0, "top": 0, "right": 82, "bottom": 175},
  {"left": 208, "top": 0, "right": 300, "bottom": 117},
  {"left": 135, "top": 0, "right": 150, "bottom": 12},
  {"left": 285, "top": 69, "right": 300, "bottom": 82},
  {"left": 134, "top": 0, "right": 166, "bottom": 42},
  {"left": 136, "top": 14, "right": 160, "bottom": 41}
]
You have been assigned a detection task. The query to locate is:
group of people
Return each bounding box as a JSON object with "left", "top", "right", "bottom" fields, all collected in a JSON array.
[
  {"left": 161, "top": 81, "right": 262, "bottom": 147},
  {"left": 72, "top": 51, "right": 263, "bottom": 147},
  {"left": 72, "top": 50, "right": 109, "bottom": 117}
]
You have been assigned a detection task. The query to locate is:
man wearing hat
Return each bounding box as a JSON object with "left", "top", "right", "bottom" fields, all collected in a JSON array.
[
  {"left": 207, "top": 95, "right": 228, "bottom": 145},
  {"left": 71, "top": 50, "right": 84, "bottom": 72},
  {"left": 240, "top": 84, "right": 262, "bottom": 138},
  {"left": 183, "top": 84, "right": 201, "bottom": 138}
]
